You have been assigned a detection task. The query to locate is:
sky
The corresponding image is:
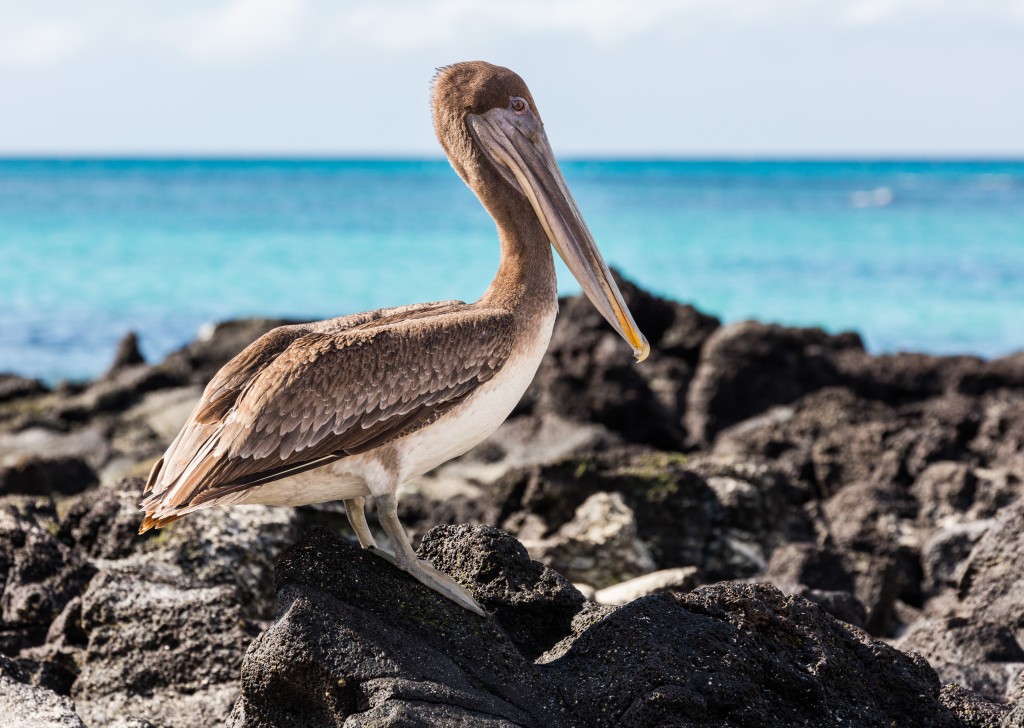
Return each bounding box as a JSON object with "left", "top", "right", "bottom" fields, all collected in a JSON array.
[{"left": 1, "top": 0, "right": 1022, "bottom": 157}]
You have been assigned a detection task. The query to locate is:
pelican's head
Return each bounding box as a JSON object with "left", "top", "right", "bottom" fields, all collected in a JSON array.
[{"left": 432, "top": 61, "right": 650, "bottom": 363}]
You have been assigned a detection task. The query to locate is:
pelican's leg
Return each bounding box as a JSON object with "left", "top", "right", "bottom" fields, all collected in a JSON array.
[
  {"left": 374, "top": 493, "right": 486, "bottom": 617},
  {"left": 343, "top": 497, "right": 378, "bottom": 550}
]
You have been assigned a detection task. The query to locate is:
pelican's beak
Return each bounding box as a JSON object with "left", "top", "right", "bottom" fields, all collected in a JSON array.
[{"left": 468, "top": 106, "right": 650, "bottom": 362}]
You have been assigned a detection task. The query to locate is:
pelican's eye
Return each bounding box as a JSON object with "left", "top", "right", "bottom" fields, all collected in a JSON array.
[{"left": 510, "top": 97, "right": 527, "bottom": 113}]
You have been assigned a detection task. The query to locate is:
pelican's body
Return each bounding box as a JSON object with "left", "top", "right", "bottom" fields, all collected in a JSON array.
[
  {"left": 239, "top": 303, "right": 556, "bottom": 508},
  {"left": 140, "top": 62, "right": 648, "bottom": 615}
]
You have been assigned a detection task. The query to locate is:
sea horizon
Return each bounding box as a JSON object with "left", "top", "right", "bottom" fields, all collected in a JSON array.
[{"left": 3, "top": 157, "right": 1022, "bottom": 384}]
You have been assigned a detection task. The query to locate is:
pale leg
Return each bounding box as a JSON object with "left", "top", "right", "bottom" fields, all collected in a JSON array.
[
  {"left": 373, "top": 493, "right": 486, "bottom": 616},
  {"left": 343, "top": 497, "right": 378, "bottom": 549}
]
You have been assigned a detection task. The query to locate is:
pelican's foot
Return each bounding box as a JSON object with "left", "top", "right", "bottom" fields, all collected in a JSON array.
[{"left": 367, "top": 546, "right": 486, "bottom": 617}]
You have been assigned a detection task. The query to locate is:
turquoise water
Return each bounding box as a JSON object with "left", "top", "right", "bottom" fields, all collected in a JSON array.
[{"left": 1, "top": 159, "right": 1022, "bottom": 382}]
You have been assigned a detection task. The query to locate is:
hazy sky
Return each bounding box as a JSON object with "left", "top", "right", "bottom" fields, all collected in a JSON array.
[{"left": 1, "top": 0, "right": 1022, "bottom": 156}]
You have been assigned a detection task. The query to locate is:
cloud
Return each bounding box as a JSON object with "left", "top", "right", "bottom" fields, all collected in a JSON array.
[
  {"left": 183, "top": 0, "right": 309, "bottom": 62},
  {"left": 0, "top": 22, "right": 88, "bottom": 69},
  {"left": 842, "top": 0, "right": 899, "bottom": 28},
  {"left": 318, "top": 0, "right": 700, "bottom": 52}
]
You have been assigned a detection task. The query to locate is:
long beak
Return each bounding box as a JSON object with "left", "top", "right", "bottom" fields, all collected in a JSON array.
[{"left": 468, "top": 108, "right": 650, "bottom": 362}]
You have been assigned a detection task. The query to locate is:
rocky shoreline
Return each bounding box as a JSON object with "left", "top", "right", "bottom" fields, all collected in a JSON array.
[{"left": 1, "top": 275, "right": 1022, "bottom": 726}]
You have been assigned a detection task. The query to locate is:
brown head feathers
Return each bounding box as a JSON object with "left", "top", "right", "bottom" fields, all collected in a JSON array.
[{"left": 431, "top": 62, "right": 539, "bottom": 120}]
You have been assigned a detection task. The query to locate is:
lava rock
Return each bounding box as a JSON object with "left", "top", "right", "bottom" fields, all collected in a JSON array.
[
  {"left": 495, "top": 449, "right": 814, "bottom": 585},
  {"left": 72, "top": 566, "right": 257, "bottom": 725},
  {"left": 520, "top": 271, "right": 719, "bottom": 450},
  {"left": 231, "top": 527, "right": 568, "bottom": 728},
  {"left": 420, "top": 524, "right": 589, "bottom": 662},
  {"left": 0, "top": 454, "right": 98, "bottom": 497},
  {"left": 898, "top": 617, "right": 1024, "bottom": 701},
  {"left": 157, "top": 505, "right": 301, "bottom": 621},
  {"left": 791, "top": 587, "right": 868, "bottom": 629},
  {"left": 546, "top": 583, "right": 959, "bottom": 728},
  {"left": 0, "top": 374, "right": 48, "bottom": 404},
  {"left": 0, "top": 502, "right": 97, "bottom": 653},
  {"left": 922, "top": 520, "right": 993, "bottom": 597},
  {"left": 715, "top": 387, "right": 989, "bottom": 501},
  {"left": 58, "top": 476, "right": 300, "bottom": 620},
  {"left": 913, "top": 462, "right": 980, "bottom": 526},
  {"left": 713, "top": 387, "right": 897, "bottom": 495},
  {"left": 54, "top": 365, "right": 181, "bottom": 424},
  {"left": 234, "top": 526, "right": 968, "bottom": 727},
  {"left": 762, "top": 542, "right": 872, "bottom": 629},
  {"left": 959, "top": 501, "right": 1024, "bottom": 642},
  {"left": 104, "top": 331, "right": 146, "bottom": 375},
  {"left": 838, "top": 351, "right": 989, "bottom": 404},
  {"left": 524, "top": 491, "right": 656, "bottom": 589},
  {"left": 686, "top": 321, "right": 864, "bottom": 446},
  {"left": 58, "top": 481, "right": 157, "bottom": 561},
  {"left": 970, "top": 391, "right": 1024, "bottom": 470},
  {"left": 937, "top": 683, "right": 1008, "bottom": 728},
  {"left": 0, "top": 654, "right": 85, "bottom": 727}
]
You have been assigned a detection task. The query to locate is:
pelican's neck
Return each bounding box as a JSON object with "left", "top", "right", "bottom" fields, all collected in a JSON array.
[{"left": 477, "top": 195, "right": 557, "bottom": 316}]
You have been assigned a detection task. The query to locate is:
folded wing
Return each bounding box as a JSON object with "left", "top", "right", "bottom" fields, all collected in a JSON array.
[{"left": 140, "top": 303, "right": 513, "bottom": 530}]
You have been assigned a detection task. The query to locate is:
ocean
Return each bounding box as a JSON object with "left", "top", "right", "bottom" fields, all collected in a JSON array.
[{"left": 1, "top": 159, "right": 1022, "bottom": 383}]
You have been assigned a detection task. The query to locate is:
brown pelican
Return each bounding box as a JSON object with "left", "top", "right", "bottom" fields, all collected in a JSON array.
[{"left": 139, "top": 61, "right": 649, "bottom": 615}]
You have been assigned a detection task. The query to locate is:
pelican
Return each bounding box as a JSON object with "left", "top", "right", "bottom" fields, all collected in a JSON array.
[{"left": 139, "top": 61, "right": 649, "bottom": 615}]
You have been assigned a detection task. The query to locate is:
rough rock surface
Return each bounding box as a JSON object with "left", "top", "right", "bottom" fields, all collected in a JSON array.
[
  {"left": 231, "top": 527, "right": 966, "bottom": 728},
  {"left": 0, "top": 654, "right": 85, "bottom": 727},
  {"left": 0, "top": 501, "right": 97, "bottom": 654},
  {"left": 0, "top": 276, "right": 1021, "bottom": 725},
  {"left": 686, "top": 321, "right": 865, "bottom": 446},
  {"left": 0, "top": 454, "right": 98, "bottom": 497},
  {"left": 958, "top": 502, "right": 1024, "bottom": 636},
  {"left": 495, "top": 449, "right": 814, "bottom": 587},
  {"left": 518, "top": 272, "right": 720, "bottom": 450},
  {"left": 105, "top": 331, "right": 147, "bottom": 375},
  {"left": 523, "top": 490, "right": 656, "bottom": 588},
  {"left": 0, "top": 374, "right": 48, "bottom": 404},
  {"left": 72, "top": 568, "right": 257, "bottom": 726}
]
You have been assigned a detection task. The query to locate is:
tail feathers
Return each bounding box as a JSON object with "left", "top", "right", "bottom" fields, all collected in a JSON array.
[
  {"left": 138, "top": 512, "right": 184, "bottom": 534},
  {"left": 144, "top": 456, "right": 164, "bottom": 495},
  {"left": 139, "top": 456, "right": 184, "bottom": 533}
]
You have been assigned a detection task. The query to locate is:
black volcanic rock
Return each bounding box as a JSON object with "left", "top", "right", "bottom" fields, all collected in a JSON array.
[
  {"left": 0, "top": 374, "right": 48, "bottom": 404},
  {"left": 493, "top": 448, "right": 815, "bottom": 584},
  {"left": 959, "top": 501, "right": 1024, "bottom": 639},
  {"left": 837, "top": 351, "right": 990, "bottom": 403},
  {"left": 57, "top": 482, "right": 157, "bottom": 561},
  {"left": 0, "top": 455, "right": 98, "bottom": 497},
  {"left": 546, "top": 584, "right": 957, "bottom": 728},
  {"left": 0, "top": 654, "right": 85, "bottom": 727},
  {"left": 104, "top": 331, "right": 146, "bottom": 375},
  {"left": 0, "top": 501, "right": 97, "bottom": 653},
  {"left": 419, "top": 524, "right": 587, "bottom": 662},
  {"left": 230, "top": 526, "right": 967, "bottom": 728},
  {"left": 230, "top": 527, "right": 565, "bottom": 728},
  {"left": 685, "top": 321, "right": 864, "bottom": 446},
  {"left": 937, "top": 684, "right": 1009, "bottom": 728},
  {"left": 898, "top": 617, "right": 1024, "bottom": 702},
  {"left": 73, "top": 569, "right": 257, "bottom": 705},
  {"left": 0, "top": 276, "right": 1022, "bottom": 725},
  {"left": 519, "top": 271, "right": 719, "bottom": 450}
]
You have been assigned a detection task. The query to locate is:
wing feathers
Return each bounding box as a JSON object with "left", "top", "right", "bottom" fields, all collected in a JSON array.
[{"left": 141, "top": 303, "right": 515, "bottom": 525}]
